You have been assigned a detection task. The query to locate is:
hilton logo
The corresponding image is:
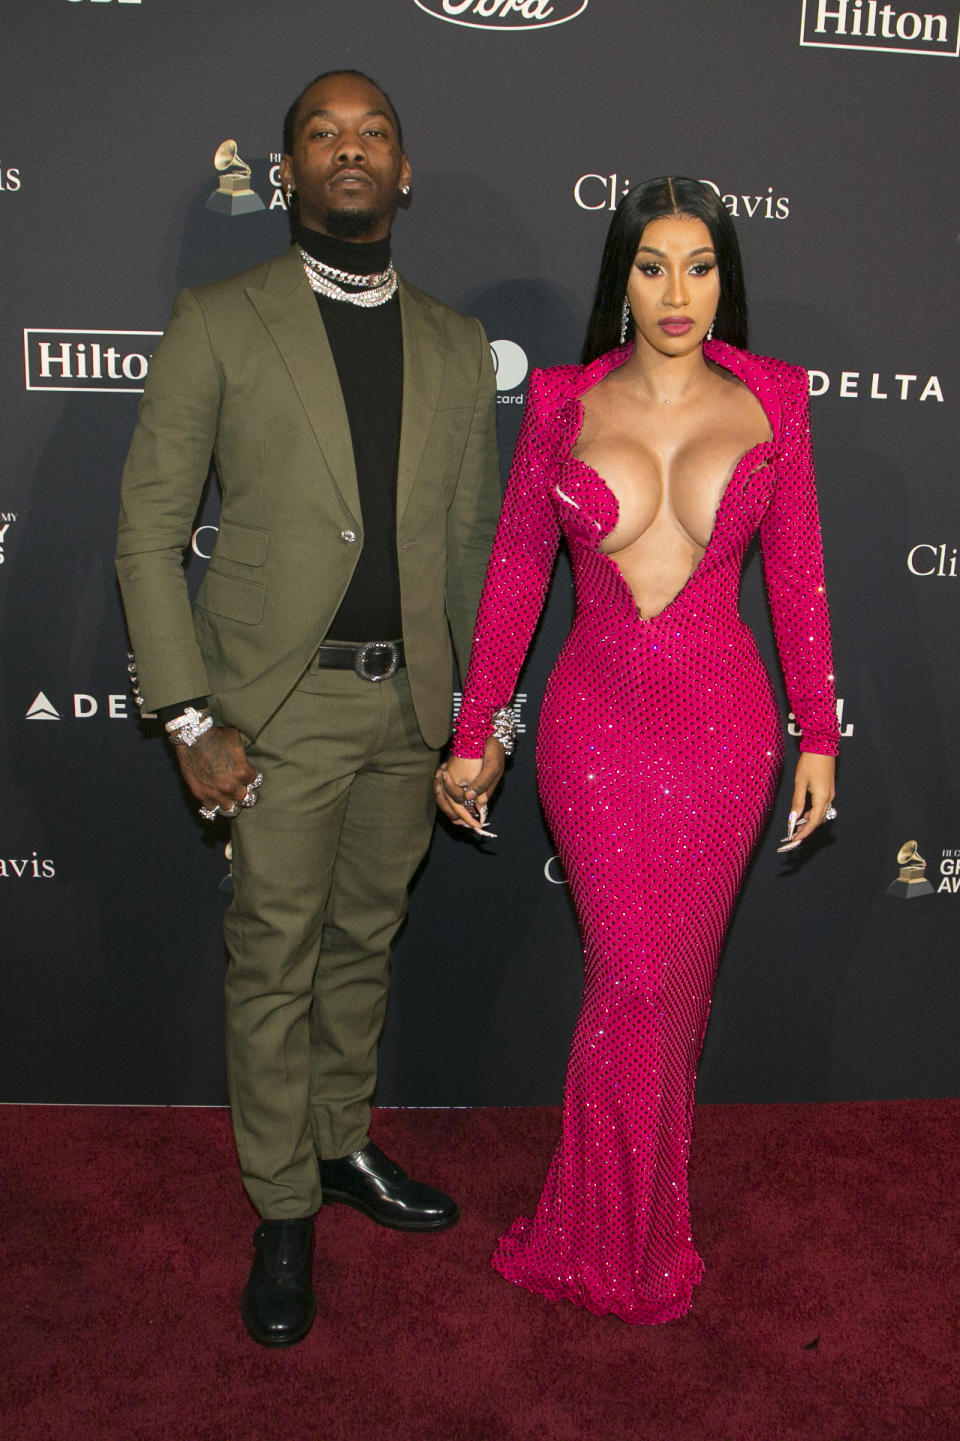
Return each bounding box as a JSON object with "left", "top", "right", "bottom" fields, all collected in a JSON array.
[
  {"left": 800, "top": 1, "right": 960, "bottom": 55},
  {"left": 23, "top": 330, "right": 161, "bottom": 393}
]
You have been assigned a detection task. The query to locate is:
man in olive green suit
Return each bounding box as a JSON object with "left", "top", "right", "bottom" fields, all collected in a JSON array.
[{"left": 116, "top": 71, "right": 500, "bottom": 1347}]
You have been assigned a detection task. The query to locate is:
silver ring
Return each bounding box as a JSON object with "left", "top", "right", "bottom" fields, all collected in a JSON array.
[
  {"left": 824, "top": 805, "right": 838, "bottom": 821},
  {"left": 248, "top": 772, "right": 264, "bottom": 790},
  {"left": 220, "top": 803, "right": 241, "bottom": 819},
  {"left": 199, "top": 805, "right": 220, "bottom": 821},
  {"left": 241, "top": 791, "right": 259, "bottom": 808}
]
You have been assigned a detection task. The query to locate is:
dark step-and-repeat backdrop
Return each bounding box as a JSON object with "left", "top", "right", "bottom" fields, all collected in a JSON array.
[{"left": 1, "top": 1, "right": 957, "bottom": 1106}]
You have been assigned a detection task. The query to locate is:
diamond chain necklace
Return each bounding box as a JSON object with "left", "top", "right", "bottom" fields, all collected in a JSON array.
[{"left": 298, "top": 247, "right": 398, "bottom": 307}]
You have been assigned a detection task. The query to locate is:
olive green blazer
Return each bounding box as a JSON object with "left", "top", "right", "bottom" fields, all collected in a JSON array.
[{"left": 116, "top": 246, "right": 500, "bottom": 747}]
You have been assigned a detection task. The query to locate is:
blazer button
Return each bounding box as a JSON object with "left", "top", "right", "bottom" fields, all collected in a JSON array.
[{"left": 340, "top": 529, "right": 357, "bottom": 543}]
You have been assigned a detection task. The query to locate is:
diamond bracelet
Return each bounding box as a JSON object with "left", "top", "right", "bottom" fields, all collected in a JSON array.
[
  {"left": 165, "top": 706, "right": 214, "bottom": 747},
  {"left": 490, "top": 705, "right": 517, "bottom": 756}
]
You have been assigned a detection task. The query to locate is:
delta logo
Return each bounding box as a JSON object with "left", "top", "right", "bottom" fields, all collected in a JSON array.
[{"left": 25, "top": 690, "right": 141, "bottom": 721}]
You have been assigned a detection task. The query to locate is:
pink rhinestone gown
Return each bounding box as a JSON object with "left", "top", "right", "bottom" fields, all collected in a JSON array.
[{"left": 452, "top": 341, "right": 839, "bottom": 1324}]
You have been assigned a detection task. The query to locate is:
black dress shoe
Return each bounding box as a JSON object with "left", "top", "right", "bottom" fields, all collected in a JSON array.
[
  {"left": 240, "top": 1217, "right": 316, "bottom": 1347},
  {"left": 320, "top": 1142, "right": 459, "bottom": 1231}
]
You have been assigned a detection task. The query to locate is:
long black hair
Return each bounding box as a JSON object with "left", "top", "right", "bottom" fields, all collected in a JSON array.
[{"left": 581, "top": 176, "right": 748, "bottom": 364}]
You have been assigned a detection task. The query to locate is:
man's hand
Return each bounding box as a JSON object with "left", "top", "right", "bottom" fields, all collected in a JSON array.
[{"left": 174, "top": 725, "right": 259, "bottom": 816}]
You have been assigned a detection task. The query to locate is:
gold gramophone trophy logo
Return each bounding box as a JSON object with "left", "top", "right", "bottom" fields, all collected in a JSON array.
[
  {"left": 206, "top": 139, "right": 265, "bottom": 216},
  {"left": 886, "top": 840, "right": 935, "bottom": 899}
]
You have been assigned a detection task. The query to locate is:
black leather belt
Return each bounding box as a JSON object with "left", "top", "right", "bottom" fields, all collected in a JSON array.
[{"left": 315, "top": 640, "right": 404, "bottom": 682}]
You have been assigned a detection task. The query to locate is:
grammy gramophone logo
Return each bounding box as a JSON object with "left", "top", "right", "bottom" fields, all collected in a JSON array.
[
  {"left": 886, "top": 840, "right": 935, "bottom": 899},
  {"left": 206, "top": 139, "right": 265, "bottom": 217}
]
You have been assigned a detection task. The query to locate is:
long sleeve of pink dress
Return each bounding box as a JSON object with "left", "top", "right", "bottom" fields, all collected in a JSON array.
[{"left": 452, "top": 341, "right": 839, "bottom": 1324}]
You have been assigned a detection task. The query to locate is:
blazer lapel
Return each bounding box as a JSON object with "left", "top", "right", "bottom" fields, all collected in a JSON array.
[
  {"left": 245, "top": 248, "right": 360, "bottom": 523},
  {"left": 396, "top": 279, "right": 445, "bottom": 526}
]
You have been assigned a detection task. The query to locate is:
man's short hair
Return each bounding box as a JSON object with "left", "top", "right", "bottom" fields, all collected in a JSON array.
[{"left": 282, "top": 70, "right": 404, "bottom": 155}]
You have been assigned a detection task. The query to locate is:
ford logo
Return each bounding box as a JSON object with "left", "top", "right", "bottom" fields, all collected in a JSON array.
[{"left": 413, "top": 0, "right": 588, "bottom": 31}]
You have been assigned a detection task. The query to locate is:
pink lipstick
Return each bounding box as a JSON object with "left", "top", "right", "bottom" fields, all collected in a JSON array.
[{"left": 658, "top": 318, "right": 695, "bottom": 336}]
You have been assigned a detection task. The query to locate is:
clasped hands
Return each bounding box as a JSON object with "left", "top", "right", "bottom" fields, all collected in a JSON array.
[
  {"left": 174, "top": 724, "right": 262, "bottom": 821},
  {"left": 434, "top": 736, "right": 507, "bottom": 838}
]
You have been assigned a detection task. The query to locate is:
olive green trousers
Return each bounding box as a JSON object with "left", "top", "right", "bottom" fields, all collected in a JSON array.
[{"left": 223, "top": 661, "right": 438, "bottom": 1219}]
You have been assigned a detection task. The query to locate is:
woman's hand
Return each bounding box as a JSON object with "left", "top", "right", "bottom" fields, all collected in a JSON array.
[
  {"left": 434, "top": 737, "right": 507, "bottom": 836},
  {"left": 776, "top": 752, "right": 837, "bottom": 852}
]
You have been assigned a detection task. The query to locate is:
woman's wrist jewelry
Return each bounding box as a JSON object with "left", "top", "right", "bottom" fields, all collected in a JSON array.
[
  {"left": 490, "top": 705, "right": 517, "bottom": 756},
  {"left": 165, "top": 707, "right": 214, "bottom": 747}
]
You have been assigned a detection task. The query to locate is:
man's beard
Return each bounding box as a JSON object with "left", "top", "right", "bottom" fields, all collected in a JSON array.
[{"left": 323, "top": 205, "right": 381, "bottom": 240}]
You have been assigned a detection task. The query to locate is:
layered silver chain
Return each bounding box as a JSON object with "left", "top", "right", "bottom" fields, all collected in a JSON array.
[{"left": 298, "top": 247, "right": 398, "bottom": 307}]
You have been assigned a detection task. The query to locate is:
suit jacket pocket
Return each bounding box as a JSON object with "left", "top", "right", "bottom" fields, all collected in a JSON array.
[
  {"left": 194, "top": 569, "right": 265, "bottom": 625},
  {"left": 213, "top": 519, "right": 270, "bottom": 567}
]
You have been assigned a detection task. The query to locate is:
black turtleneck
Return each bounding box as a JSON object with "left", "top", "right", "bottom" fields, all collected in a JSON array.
[{"left": 298, "top": 225, "right": 404, "bottom": 643}]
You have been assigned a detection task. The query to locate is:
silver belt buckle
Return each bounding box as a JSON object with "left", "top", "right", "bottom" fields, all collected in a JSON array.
[{"left": 354, "top": 640, "right": 399, "bottom": 683}]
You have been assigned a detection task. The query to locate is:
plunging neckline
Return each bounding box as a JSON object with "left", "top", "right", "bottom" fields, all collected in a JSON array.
[{"left": 565, "top": 347, "right": 775, "bottom": 622}]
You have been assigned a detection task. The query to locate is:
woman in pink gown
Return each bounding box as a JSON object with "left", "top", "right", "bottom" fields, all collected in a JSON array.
[{"left": 437, "top": 177, "right": 839, "bottom": 1325}]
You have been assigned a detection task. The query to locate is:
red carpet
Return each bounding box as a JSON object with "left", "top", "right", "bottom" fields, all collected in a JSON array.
[{"left": 1, "top": 1102, "right": 956, "bottom": 1441}]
